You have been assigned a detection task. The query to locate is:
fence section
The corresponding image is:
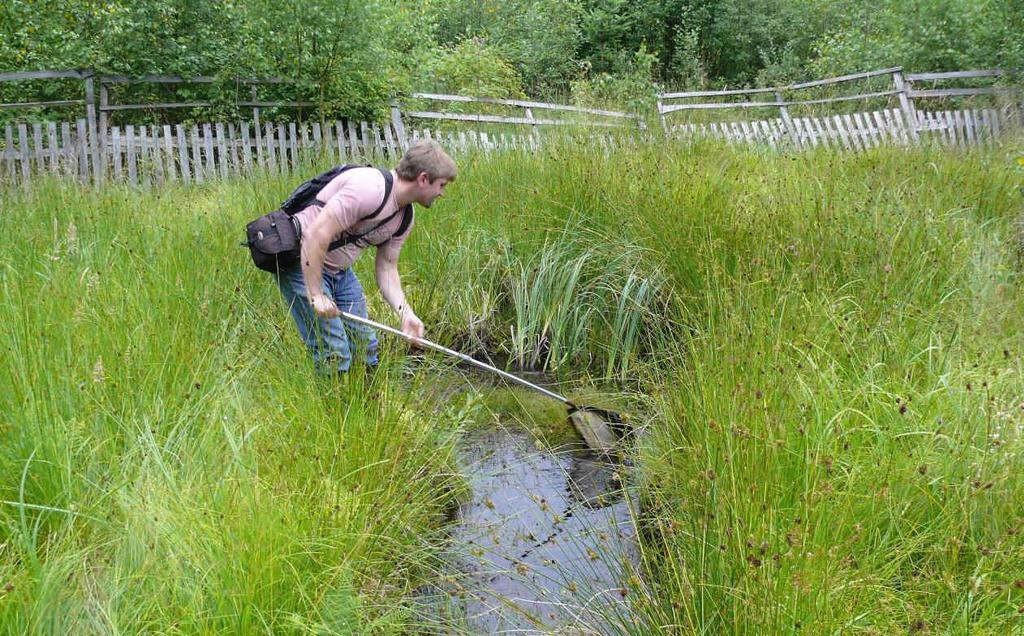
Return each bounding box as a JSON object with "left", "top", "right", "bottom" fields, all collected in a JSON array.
[
  {"left": 1, "top": 106, "right": 1016, "bottom": 191},
  {"left": 667, "top": 107, "right": 1015, "bottom": 150},
  {"left": 658, "top": 67, "right": 1022, "bottom": 148},
  {"left": 1, "top": 116, "right": 606, "bottom": 189},
  {"left": 0, "top": 66, "right": 1021, "bottom": 189},
  {"left": 403, "top": 93, "right": 636, "bottom": 129}
]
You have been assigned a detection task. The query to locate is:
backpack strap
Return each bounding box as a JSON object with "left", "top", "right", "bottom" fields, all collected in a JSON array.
[
  {"left": 337, "top": 204, "right": 406, "bottom": 249},
  {"left": 350, "top": 202, "right": 414, "bottom": 249},
  {"left": 377, "top": 204, "right": 414, "bottom": 246},
  {"left": 313, "top": 166, "right": 392, "bottom": 214},
  {"left": 321, "top": 167, "right": 396, "bottom": 253},
  {"left": 282, "top": 164, "right": 352, "bottom": 215}
]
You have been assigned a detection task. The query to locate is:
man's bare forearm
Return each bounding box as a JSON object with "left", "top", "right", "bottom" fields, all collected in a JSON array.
[
  {"left": 300, "top": 234, "right": 329, "bottom": 301},
  {"left": 300, "top": 202, "right": 346, "bottom": 303},
  {"left": 376, "top": 256, "right": 424, "bottom": 342},
  {"left": 376, "top": 260, "right": 411, "bottom": 317}
]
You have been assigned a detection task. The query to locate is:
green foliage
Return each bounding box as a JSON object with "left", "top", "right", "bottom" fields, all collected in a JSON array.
[
  {"left": 577, "top": 0, "right": 687, "bottom": 82},
  {"left": 0, "top": 0, "right": 428, "bottom": 125},
  {"left": 811, "top": 0, "right": 1024, "bottom": 77},
  {"left": 421, "top": 39, "right": 526, "bottom": 99},
  {"left": 430, "top": 0, "right": 583, "bottom": 95},
  {"left": 571, "top": 45, "right": 660, "bottom": 114},
  {"left": 237, "top": 0, "right": 411, "bottom": 121},
  {"left": 1, "top": 0, "right": 1022, "bottom": 123}
]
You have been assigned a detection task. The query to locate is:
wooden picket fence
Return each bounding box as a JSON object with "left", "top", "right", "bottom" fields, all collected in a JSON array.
[
  {"left": 0, "top": 65, "right": 1021, "bottom": 190},
  {"left": 0, "top": 117, "right": 562, "bottom": 189},
  {"left": 659, "top": 68, "right": 1022, "bottom": 149},
  {"left": 668, "top": 107, "right": 1015, "bottom": 150},
  {"left": 1, "top": 106, "right": 1014, "bottom": 190}
]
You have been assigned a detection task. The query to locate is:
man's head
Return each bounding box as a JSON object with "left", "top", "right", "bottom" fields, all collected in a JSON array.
[{"left": 396, "top": 140, "right": 457, "bottom": 208}]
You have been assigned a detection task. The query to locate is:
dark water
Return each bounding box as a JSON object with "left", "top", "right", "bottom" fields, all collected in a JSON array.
[{"left": 414, "top": 425, "right": 641, "bottom": 634}]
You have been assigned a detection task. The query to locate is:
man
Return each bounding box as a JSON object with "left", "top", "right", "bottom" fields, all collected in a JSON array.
[{"left": 277, "top": 140, "right": 456, "bottom": 374}]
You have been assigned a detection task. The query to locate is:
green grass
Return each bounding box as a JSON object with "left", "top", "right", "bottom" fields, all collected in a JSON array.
[
  {"left": 0, "top": 179, "right": 463, "bottom": 633},
  {"left": 1, "top": 134, "right": 1023, "bottom": 633},
  {"left": 619, "top": 141, "right": 1024, "bottom": 634}
]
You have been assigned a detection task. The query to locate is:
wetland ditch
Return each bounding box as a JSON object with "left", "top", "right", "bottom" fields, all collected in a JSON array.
[{"left": 410, "top": 368, "right": 645, "bottom": 634}]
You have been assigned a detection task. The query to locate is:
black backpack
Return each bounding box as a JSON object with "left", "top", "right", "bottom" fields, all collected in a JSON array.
[{"left": 244, "top": 164, "right": 412, "bottom": 273}]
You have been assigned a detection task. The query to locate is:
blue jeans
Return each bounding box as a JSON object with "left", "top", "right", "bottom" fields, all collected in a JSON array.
[{"left": 275, "top": 266, "right": 380, "bottom": 374}]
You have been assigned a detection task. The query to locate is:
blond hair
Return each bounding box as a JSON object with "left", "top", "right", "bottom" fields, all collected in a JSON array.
[{"left": 396, "top": 140, "right": 457, "bottom": 182}]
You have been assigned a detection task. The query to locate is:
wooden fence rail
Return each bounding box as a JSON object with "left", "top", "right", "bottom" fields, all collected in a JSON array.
[{"left": 405, "top": 92, "right": 636, "bottom": 128}]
